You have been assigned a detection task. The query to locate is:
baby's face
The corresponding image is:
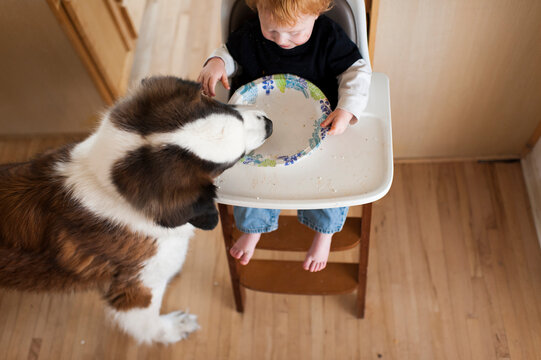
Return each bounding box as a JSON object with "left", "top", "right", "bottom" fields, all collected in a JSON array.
[{"left": 258, "top": 8, "right": 318, "bottom": 50}]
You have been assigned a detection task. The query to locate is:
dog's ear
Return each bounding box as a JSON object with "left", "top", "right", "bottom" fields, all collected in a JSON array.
[
  {"left": 187, "top": 195, "right": 219, "bottom": 230},
  {"left": 156, "top": 184, "right": 219, "bottom": 230},
  {"left": 186, "top": 183, "right": 219, "bottom": 230}
]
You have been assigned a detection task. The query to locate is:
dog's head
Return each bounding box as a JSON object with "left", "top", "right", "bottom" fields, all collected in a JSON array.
[{"left": 107, "top": 76, "right": 272, "bottom": 230}]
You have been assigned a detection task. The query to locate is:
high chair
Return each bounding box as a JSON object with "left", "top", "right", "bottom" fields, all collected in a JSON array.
[{"left": 215, "top": 0, "right": 392, "bottom": 318}]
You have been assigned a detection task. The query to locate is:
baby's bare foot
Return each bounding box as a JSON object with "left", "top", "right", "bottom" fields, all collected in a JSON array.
[
  {"left": 229, "top": 233, "right": 261, "bottom": 265},
  {"left": 302, "top": 232, "right": 333, "bottom": 272}
]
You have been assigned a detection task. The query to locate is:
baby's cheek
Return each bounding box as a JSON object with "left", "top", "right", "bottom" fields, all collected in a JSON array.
[
  {"left": 293, "top": 34, "right": 310, "bottom": 46},
  {"left": 261, "top": 31, "right": 273, "bottom": 42}
]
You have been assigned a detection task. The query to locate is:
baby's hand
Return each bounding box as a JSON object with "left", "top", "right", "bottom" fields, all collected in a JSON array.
[
  {"left": 197, "top": 57, "right": 230, "bottom": 97},
  {"left": 320, "top": 108, "right": 358, "bottom": 135}
]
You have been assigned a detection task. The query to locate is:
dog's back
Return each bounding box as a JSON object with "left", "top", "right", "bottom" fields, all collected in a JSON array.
[
  {"left": 0, "top": 144, "right": 157, "bottom": 295},
  {"left": 0, "top": 146, "right": 72, "bottom": 250}
]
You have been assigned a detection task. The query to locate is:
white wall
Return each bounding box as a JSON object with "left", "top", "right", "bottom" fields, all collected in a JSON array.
[{"left": 0, "top": 0, "right": 105, "bottom": 135}]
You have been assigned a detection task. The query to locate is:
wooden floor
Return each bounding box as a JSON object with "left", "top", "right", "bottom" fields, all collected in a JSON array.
[
  {"left": 1, "top": 0, "right": 541, "bottom": 358},
  {"left": 1, "top": 136, "right": 540, "bottom": 359},
  {"left": 128, "top": 0, "right": 223, "bottom": 85}
]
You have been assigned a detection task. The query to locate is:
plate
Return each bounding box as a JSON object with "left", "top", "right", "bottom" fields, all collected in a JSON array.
[{"left": 229, "top": 74, "right": 330, "bottom": 167}]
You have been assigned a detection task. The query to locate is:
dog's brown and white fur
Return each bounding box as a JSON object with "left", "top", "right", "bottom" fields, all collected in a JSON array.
[{"left": 0, "top": 77, "right": 272, "bottom": 344}]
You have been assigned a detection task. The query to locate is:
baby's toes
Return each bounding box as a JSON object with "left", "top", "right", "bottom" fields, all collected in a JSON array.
[
  {"left": 302, "top": 257, "right": 313, "bottom": 271},
  {"left": 230, "top": 247, "right": 243, "bottom": 259},
  {"left": 239, "top": 250, "right": 252, "bottom": 265}
]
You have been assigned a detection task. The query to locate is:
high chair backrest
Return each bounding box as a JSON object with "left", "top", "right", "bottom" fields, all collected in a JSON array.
[{"left": 220, "top": 0, "right": 371, "bottom": 68}]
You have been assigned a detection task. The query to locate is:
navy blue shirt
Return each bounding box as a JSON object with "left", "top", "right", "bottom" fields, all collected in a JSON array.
[{"left": 226, "top": 15, "right": 362, "bottom": 108}]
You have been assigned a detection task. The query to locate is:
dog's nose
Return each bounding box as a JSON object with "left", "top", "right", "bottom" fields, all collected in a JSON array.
[{"left": 264, "top": 116, "right": 273, "bottom": 139}]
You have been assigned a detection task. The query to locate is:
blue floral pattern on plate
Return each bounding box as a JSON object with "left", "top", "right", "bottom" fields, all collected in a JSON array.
[
  {"left": 262, "top": 76, "right": 275, "bottom": 94},
  {"left": 229, "top": 74, "right": 330, "bottom": 167},
  {"left": 238, "top": 82, "right": 258, "bottom": 104}
]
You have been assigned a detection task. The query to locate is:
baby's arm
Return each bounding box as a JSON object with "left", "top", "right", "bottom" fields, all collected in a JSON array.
[
  {"left": 320, "top": 59, "right": 372, "bottom": 135},
  {"left": 197, "top": 45, "right": 238, "bottom": 97}
]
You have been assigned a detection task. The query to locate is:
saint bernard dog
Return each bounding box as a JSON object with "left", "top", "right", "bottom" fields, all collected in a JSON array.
[{"left": 0, "top": 76, "right": 272, "bottom": 344}]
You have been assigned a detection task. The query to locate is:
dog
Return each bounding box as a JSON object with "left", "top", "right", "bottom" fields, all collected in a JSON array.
[{"left": 0, "top": 76, "right": 272, "bottom": 344}]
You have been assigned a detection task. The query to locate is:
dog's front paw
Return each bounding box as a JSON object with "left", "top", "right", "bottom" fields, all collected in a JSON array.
[{"left": 155, "top": 310, "right": 200, "bottom": 344}]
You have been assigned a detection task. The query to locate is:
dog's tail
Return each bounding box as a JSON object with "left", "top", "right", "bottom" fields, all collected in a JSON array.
[{"left": 0, "top": 247, "right": 81, "bottom": 292}]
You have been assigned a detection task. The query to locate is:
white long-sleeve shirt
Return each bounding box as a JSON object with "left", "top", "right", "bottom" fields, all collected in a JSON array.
[{"left": 208, "top": 44, "right": 372, "bottom": 120}]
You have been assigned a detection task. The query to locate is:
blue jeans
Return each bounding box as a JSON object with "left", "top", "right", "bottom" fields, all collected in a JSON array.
[{"left": 233, "top": 206, "right": 349, "bottom": 234}]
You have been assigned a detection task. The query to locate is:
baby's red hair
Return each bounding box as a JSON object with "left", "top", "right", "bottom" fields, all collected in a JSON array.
[{"left": 246, "top": 0, "right": 333, "bottom": 25}]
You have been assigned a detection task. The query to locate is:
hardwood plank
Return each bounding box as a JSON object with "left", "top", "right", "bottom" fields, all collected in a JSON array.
[
  {"left": 26, "top": 338, "right": 42, "bottom": 360},
  {"left": 435, "top": 163, "right": 475, "bottom": 359},
  {"left": 5, "top": 294, "right": 43, "bottom": 360},
  {"left": 0, "top": 292, "right": 23, "bottom": 357},
  {"left": 463, "top": 162, "right": 512, "bottom": 359},
  {"left": 495, "top": 163, "right": 541, "bottom": 358}
]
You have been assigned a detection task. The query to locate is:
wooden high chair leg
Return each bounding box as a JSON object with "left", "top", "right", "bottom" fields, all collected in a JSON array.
[
  {"left": 356, "top": 202, "right": 373, "bottom": 318},
  {"left": 218, "top": 203, "right": 245, "bottom": 312},
  {"left": 219, "top": 202, "right": 373, "bottom": 317}
]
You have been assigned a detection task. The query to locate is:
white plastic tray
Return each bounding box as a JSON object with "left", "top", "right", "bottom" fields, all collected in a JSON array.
[{"left": 215, "top": 72, "right": 393, "bottom": 209}]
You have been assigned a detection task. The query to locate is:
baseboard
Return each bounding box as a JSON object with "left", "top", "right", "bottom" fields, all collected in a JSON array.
[{"left": 395, "top": 155, "right": 520, "bottom": 164}]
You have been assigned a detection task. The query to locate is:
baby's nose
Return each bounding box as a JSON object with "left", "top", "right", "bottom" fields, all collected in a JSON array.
[{"left": 275, "top": 33, "right": 288, "bottom": 46}]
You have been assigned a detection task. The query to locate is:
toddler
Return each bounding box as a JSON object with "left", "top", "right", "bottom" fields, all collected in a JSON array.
[{"left": 198, "top": 0, "right": 371, "bottom": 272}]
